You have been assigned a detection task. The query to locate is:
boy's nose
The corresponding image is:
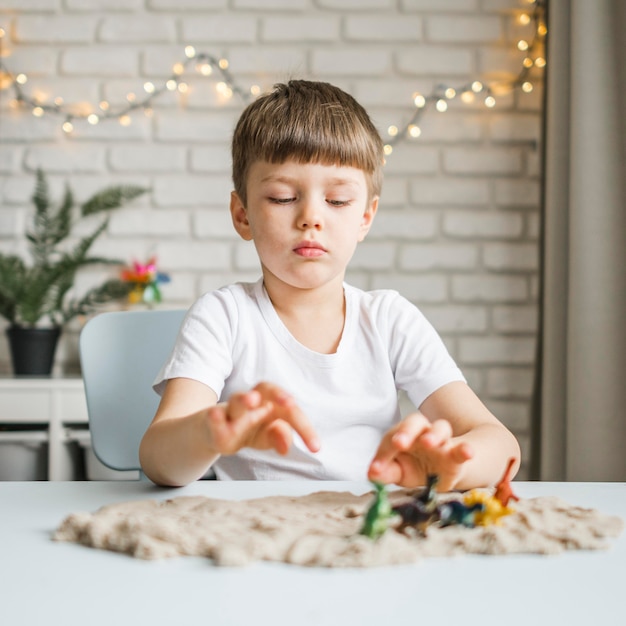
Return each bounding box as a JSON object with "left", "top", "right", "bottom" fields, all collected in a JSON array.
[{"left": 296, "top": 203, "right": 323, "bottom": 230}]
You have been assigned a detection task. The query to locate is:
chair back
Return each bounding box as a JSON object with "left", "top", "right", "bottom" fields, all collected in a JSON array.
[{"left": 79, "top": 308, "right": 186, "bottom": 471}]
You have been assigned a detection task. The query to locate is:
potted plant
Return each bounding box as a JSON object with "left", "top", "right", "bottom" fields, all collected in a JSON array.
[{"left": 0, "top": 169, "right": 148, "bottom": 375}]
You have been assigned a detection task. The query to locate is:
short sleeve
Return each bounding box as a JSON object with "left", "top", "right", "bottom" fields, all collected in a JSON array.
[
  {"left": 152, "top": 287, "right": 238, "bottom": 397},
  {"left": 383, "top": 292, "right": 465, "bottom": 408}
]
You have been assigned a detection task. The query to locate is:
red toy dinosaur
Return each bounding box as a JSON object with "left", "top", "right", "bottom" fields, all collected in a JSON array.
[{"left": 494, "top": 457, "right": 519, "bottom": 507}]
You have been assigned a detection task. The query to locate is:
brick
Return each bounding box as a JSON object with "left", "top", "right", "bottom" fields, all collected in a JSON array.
[
  {"left": 0, "top": 209, "right": 24, "bottom": 237},
  {"left": 492, "top": 305, "right": 538, "bottom": 333},
  {"left": 190, "top": 145, "right": 231, "bottom": 174},
  {"left": 486, "top": 368, "right": 534, "bottom": 398},
  {"left": 426, "top": 16, "right": 502, "bottom": 43},
  {"left": 351, "top": 242, "right": 396, "bottom": 270},
  {"left": 182, "top": 16, "right": 257, "bottom": 43},
  {"left": 312, "top": 49, "right": 392, "bottom": 76},
  {"left": 99, "top": 17, "right": 177, "bottom": 43},
  {"left": 15, "top": 16, "right": 96, "bottom": 43},
  {"left": 108, "top": 209, "right": 191, "bottom": 236},
  {"left": 369, "top": 210, "right": 437, "bottom": 240},
  {"left": 459, "top": 336, "right": 535, "bottom": 365},
  {"left": 148, "top": 0, "right": 227, "bottom": 9},
  {"left": 109, "top": 145, "right": 187, "bottom": 173},
  {"left": 155, "top": 111, "right": 238, "bottom": 143},
  {"left": 494, "top": 179, "right": 540, "bottom": 207},
  {"left": 14, "top": 77, "right": 101, "bottom": 106},
  {"left": 225, "top": 47, "right": 308, "bottom": 75},
  {"left": 408, "top": 113, "right": 485, "bottom": 143},
  {"left": 371, "top": 274, "right": 448, "bottom": 303},
  {"left": 452, "top": 274, "right": 528, "bottom": 302},
  {"left": 444, "top": 147, "right": 523, "bottom": 175},
  {"left": 444, "top": 211, "right": 523, "bottom": 238},
  {"left": 420, "top": 304, "right": 488, "bottom": 333},
  {"left": 262, "top": 16, "right": 339, "bottom": 42},
  {"left": 401, "top": 0, "right": 478, "bottom": 10},
  {"left": 0, "top": 0, "right": 59, "bottom": 9},
  {"left": 344, "top": 16, "right": 423, "bottom": 42},
  {"left": 316, "top": 0, "right": 393, "bottom": 8},
  {"left": 25, "top": 145, "right": 106, "bottom": 173},
  {"left": 400, "top": 243, "right": 479, "bottom": 270},
  {"left": 153, "top": 175, "right": 233, "bottom": 207},
  {"left": 488, "top": 114, "right": 541, "bottom": 143},
  {"left": 155, "top": 240, "right": 231, "bottom": 271},
  {"left": 1, "top": 112, "right": 59, "bottom": 142},
  {"left": 71, "top": 116, "right": 152, "bottom": 141},
  {"left": 396, "top": 46, "right": 474, "bottom": 76},
  {"left": 483, "top": 242, "right": 538, "bottom": 271},
  {"left": 384, "top": 144, "right": 439, "bottom": 175},
  {"left": 526, "top": 152, "right": 541, "bottom": 177},
  {"left": 478, "top": 46, "right": 525, "bottom": 77},
  {"left": 377, "top": 178, "right": 408, "bottom": 207},
  {"left": 352, "top": 79, "right": 428, "bottom": 108},
  {"left": 410, "top": 178, "right": 490, "bottom": 206},
  {"left": 2, "top": 46, "right": 57, "bottom": 75},
  {"left": 232, "top": 0, "right": 309, "bottom": 9},
  {"left": 194, "top": 209, "right": 238, "bottom": 238},
  {"left": 526, "top": 213, "right": 540, "bottom": 239},
  {"left": 67, "top": 0, "right": 143, "bottom": 9},
  {"left": 234, "top": 241, "right": 261, "bottom": 270},
  {"left": 61, "top": 47, "right": 139, "bottom": 76},
  {"left": 0, "top": 146, "right": 24, "bottom": 173},
  {"left": 157, "top": 272, "right": 196, "bottom": 302}
]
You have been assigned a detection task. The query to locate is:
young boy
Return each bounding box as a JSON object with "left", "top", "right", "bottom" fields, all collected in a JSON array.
[{"left": 139, "top": 79, "right": 521, "bottom": 489}]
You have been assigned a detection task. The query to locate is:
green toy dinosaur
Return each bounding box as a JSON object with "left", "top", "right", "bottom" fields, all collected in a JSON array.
[{"left": 360, "top": 482, "right": 398, "bottom": 539}]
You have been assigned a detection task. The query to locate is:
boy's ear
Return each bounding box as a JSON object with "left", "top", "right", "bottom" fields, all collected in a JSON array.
[
  {"left": 357, "top": 196, "right": 379, "bottom": 242},
  {"left": 230, "top": 191, "right": 253, "bottom": 241}
]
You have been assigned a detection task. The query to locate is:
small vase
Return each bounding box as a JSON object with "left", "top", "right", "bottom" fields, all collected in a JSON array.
[{"left": 5, "top": 326, "right": 62, "bottom": 376}]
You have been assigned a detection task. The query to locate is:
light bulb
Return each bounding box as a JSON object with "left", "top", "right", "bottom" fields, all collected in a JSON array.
[
  {"left": 413, "top": 94, "right": 426, "bottom": 108},
  {"left": 144, "top": 82, "right": 155, "bottom": 93},
  {"left": 32, "top": 107, "right": 44, "bottom": 117},
  {"left": 250, "top": 85, "right": 261, "bottom": 96},
  {"left": 435, "top": 99, "right": 448, "bottom": 112},
  {"left": 484, "top": 95, "right": 496, "bottom": 108},
  {"left": 218, "top": 58, "right": 229, "bottom": 70},
  {"left": 517, "top": 39, "right": 529, "bottom": 51},
  {"left": 408, "top": 125, "right": 421, "bottom": 138},
  {"left": 461, "top": 91, "right": 475, "bottom": 104},
  {"left": 445, "top": 87, "right": 456, "bottom": 99},
  {"left": 387, "top": 125, "right": 398, "bottom": 137},
  {"left": 383, "top": 144, "right": 393, "bottom": 156},
  {"left": 471, "top": 81, "right": 483, "bottom": 93},
  {"left": 87, "top": 114, "right": 99, "bottom": 125},
  {"left": 185, "top": 45, "right": 196, "bottom": 58},
  {"left": 119, "top": 115, "right": 131, "bottom": 126},
  {"left": 16, "top": 73, "right": 28, "bottom": 85},
  {"left": 62, "top": 121, "right": 73, "bottom": 133},
  {"left": 522, "top": 81, "right": 533, "bottom": 93},
  {"left": 166, "top": 79, "right": 177, "bottom": 91}
]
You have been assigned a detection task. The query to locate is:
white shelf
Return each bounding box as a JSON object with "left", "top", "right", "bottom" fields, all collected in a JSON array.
[{"left": 0, "top": 376, "right": 88, "bottom": 480}]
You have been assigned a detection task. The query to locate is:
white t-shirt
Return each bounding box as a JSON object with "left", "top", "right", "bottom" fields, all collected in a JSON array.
[{"left": 154, "top": 279, "right": 465, "bottom": 481}]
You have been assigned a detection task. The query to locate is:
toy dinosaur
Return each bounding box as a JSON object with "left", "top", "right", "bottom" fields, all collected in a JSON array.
[
  {"left": 438, "top": 500, "right": 485, "bottom": 528},
  {"left": 494, "top": 457, "right": 519, "bottom": 507},
  {"left": 360, "top": 482, "right": 397, "bottom": 539},
  {"left": 463, "top": 489, "right": 514, "bottom": 526}
]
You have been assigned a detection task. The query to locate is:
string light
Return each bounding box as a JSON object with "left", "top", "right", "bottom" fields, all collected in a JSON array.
[
  {"left": 1, "top": 0, "right": 544, "bottom": 145},
  {"left": 383, "top": 0, "right": 546, "bottom": 151},
  {"left": 0, "top": 44, "right": 253, "bottom": 134}
]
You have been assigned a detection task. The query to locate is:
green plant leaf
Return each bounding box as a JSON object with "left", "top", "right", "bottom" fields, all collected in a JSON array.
[{"left": 81, "top": 185, "right": 148, "bottom": 217}]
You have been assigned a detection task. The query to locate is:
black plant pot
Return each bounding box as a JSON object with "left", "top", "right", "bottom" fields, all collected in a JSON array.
[{"left": 5, "top": 326, "right": 62, "bottom": 376}]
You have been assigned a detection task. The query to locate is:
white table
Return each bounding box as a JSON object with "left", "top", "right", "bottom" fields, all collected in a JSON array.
[{"left": 1, "top": 481, "right": 625, "bottom": 626}]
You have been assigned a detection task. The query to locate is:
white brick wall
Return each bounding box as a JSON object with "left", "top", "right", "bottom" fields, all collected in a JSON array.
[{"left": 0, "top": 0, "right": 543, "bottom": 474}]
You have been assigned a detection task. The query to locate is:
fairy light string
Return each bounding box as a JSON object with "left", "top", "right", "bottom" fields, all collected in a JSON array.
[
  {"left": 0, "top": 42, "right": 256, "bottom": 134},
  {"left": 384, "top": 0, "right": 546, "bottom": 155},
  {"left": 0, "top": 0, "right": 545, "bottom": 143}
]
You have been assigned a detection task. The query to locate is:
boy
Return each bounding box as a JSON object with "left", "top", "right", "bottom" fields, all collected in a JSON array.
[{"left": 139, "top": 80, "right": 520, "bottom": 489}]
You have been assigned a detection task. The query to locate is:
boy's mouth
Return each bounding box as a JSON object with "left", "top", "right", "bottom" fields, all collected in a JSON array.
[{"left": 294, "top": 241, "right": 326, "bottom": 257}]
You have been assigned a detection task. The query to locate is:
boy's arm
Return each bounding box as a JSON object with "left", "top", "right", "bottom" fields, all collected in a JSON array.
[
  {"left": 139, "top": 378, "right": 320, "bottom": 487},
  {"left": 368, "top": 381, "right": 521, "bottom": 491}
]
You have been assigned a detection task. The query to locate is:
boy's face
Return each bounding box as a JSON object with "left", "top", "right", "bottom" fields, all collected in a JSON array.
[{"left": 230, "top": 159, "right": 378, "bottom": 293}]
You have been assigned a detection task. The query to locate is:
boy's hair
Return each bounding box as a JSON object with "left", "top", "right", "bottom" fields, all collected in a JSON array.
[{"left": 231, "top": 79, "right": 384, "bottom": 206}]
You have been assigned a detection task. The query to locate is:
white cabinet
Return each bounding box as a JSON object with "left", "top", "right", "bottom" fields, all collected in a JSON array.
[{"left": 0, "top": 376, "right": 88, "bottom": 480}]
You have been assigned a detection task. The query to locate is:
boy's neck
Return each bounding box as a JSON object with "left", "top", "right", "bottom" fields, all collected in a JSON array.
[{"left": 262, "top": 274, "right": 346, "bottom": 354}]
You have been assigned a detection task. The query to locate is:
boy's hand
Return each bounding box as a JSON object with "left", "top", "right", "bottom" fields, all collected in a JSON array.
[
  {"left": 367, "top": 412, "right": 473, "bottom": 491},
  {"left": 205, "top": 382, "right": 320, "bottom": 457}
]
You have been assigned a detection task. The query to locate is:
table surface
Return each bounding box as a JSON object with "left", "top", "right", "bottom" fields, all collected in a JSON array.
[{"left": 1, "top": 480, "right": 625, "bottom": 626}]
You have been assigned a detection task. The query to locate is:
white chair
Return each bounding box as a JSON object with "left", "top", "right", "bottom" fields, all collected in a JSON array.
[{"left": 79, "top": 308, "right": 186, "bottom": 475}]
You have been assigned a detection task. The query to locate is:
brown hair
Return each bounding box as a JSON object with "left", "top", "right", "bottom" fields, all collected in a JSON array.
[{"left": 231, "top": 80, "right": 384, "bottom": 206}]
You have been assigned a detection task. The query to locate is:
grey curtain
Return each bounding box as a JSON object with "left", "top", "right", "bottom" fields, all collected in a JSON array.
[{"left": 534, "top": 0, "right": 626, "bottom": 480}]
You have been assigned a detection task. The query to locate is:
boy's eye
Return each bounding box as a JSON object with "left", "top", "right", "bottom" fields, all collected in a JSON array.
[
  {"left": 269, "top": 197, "right": 295, "bottom": 204},
  {"left": 327, "top": 199, "right": 350, "bottom": 207}
]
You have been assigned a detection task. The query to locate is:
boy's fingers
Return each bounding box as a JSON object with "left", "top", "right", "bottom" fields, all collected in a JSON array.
[
  {"left": 389, "top": 413, "right": 432, "bottom": 450},
  {"left": 254, "top": 382, "right": 321, "bottom": 452}
]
